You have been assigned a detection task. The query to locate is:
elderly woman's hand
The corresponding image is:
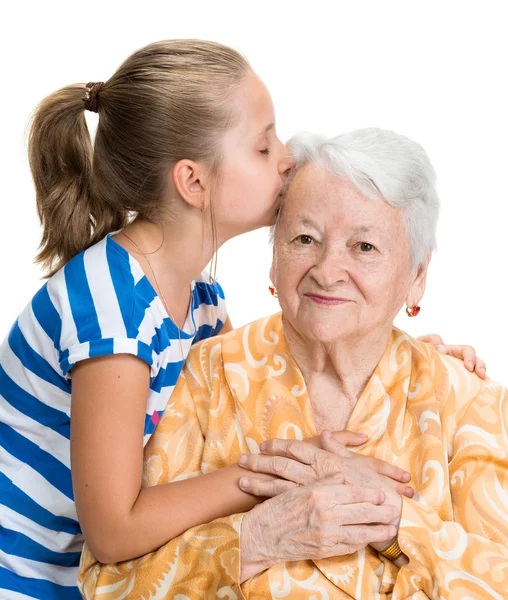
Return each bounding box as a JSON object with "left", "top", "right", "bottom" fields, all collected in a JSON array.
[
  {"left": 240, "top": 475, "right": 398, "bottom": 582},
  {"left": 320, "top": 432, "right": 406, "bottom": 559},
  {"left": 239, "top": 432, "right": 410, "bottom": 568},
  {"left": 238, "top": 432, "right": 413, "bottom": 499},
  {"left": 418, "top": 334, "right": 487, "bottom": 379}
]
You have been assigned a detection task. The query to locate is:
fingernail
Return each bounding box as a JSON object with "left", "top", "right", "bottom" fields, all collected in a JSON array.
[
  {"left": 239, "top": 477, "right": 249, "bottom": 488},
  {"left": 238, "top": 454, "right": 247, "bottom": 465},
  {"left": 437, "top": 344, "right": 447, "bottom": 353},
  {"left": 259, "top": 442, "right": 266, "bottom": 451},
  {"left": 402, "top": 472, "right": 411, "bottom": 482},
  {"left": 466, "top": 360, "right": 474, "bottom": 370},
  {"left": 405, "top": 486, "right": 414, "bottom": 497},
  {"left": 357, "top": 432, "right": 368, "bottom": 438},
  {"left": 377, "top": 492, "right": 385, "bottom": 504}
]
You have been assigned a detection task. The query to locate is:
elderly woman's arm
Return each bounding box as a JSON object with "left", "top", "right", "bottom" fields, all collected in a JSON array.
[{"left": 392, "top": 379, "right": 508, "bottom": 598}]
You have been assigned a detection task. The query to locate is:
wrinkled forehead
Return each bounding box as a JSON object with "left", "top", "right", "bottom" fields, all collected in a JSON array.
[
  {"left": 274, "top": 162, "right": 405, "bottom": 239},
  {"left": 277, "top": 163, "right": 330, "bottom": 218},
  {"left": 278, "top": 163, "right": 368, "bottom": 221}
]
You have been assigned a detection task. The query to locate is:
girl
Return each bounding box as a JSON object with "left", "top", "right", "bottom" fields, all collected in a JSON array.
[{"left": 0, "top": 39, "right": 485, "bottom": 599}]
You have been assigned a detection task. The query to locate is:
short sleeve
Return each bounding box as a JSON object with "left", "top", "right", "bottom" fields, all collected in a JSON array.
[{"left": 48, "top": 241, "right": 161, "bottom": 377}]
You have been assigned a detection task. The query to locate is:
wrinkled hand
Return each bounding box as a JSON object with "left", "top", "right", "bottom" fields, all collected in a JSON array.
[
  {"left": 240, "top": 475, "right": 397, "bottom": 582},
  {"left": 418, "top": 333, "right": 486, "bottom": 379},
  {"left": 323, "top": 434, "right": 404, "bottom": 552},
  {"left": 238, "top": 431, "right": 413, "bottom": 500}
]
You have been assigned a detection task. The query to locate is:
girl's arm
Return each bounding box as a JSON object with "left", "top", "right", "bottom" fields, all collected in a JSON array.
[{"left": 71, "top": 353, "right": 268, "bottom": 564}]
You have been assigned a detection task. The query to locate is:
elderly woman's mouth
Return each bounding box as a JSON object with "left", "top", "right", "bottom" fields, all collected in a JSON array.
[{"left": 305, "top": 294, "right": 351, "bottom": 306}]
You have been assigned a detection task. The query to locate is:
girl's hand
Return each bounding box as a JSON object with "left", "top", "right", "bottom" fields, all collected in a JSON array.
[
  {"left": 418, "top": 333, "right": 487, "bottom": 379},
  {"left": 238, "top": 432, "right": 413, "bottom": 499}
]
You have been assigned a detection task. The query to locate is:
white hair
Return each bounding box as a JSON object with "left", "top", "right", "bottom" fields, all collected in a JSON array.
[{"left": 279, "top": 128, "right": 440, "bottom": 268}]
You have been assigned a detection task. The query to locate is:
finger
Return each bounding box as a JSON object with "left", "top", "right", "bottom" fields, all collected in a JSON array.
[
  {"left": 259, "top": 438, "right": 320, "bottom": 465},
  {"left": 320, "top": 430, "right": 350, "bottom": 457},
  {"left": 369, "top": 456, "right": 411, "bottom": 483},
  {"left": 329, "top": 430, "right": 368, "bottom": 447},
  {"left": 339, "top": 524, "right": 397, "bottom": 545},
  {"left": 338, "top": 502, "right": 398, "bottom": 526},
  {"left": 445, "top": 345, "right": 476, "bottom": 372},
  {"left": 326, "top": 542, "right": 367, "bottom": 558},
  {"left": 383, "top": 477, "right": 414, "bottom": 498},
  {"left": 239, "top": 477, "right": 296, "bottom": 498},
  {"left": 474, "top": 357, "right": 487, "bottom": 379},
  {"left": 331, "top": 484, "right": 385, "bottom": 506},
  {"left": 418, "top": 333, "right": 445, "bottom": 347},
  {"left": 238, "top": 452, "right": 315, "bottom": 484},
  {"left": 320, "top": 473, "right": 346, "bottom": 485}
]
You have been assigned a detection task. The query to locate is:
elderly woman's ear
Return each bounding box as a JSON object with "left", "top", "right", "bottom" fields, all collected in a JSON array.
[
  {"left": 269, "top": 262, "right": 277, "bottom": 293},
  {"left": 405, "top": 256, "right": 431, "bottom": 310}
]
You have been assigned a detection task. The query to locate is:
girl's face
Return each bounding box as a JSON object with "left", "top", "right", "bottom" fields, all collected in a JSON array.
[{"left": 214, "top": 73, "right": 292, "bottom": 241}]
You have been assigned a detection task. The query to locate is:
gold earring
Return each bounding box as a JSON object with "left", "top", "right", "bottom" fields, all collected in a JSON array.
[{"left": 406, "top": 305, "right": 421, "bottom": 317}]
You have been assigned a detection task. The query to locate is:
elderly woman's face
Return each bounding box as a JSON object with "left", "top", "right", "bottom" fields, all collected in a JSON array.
[{"left": 272, "top": 164, "right": 425, "bottom": 343}]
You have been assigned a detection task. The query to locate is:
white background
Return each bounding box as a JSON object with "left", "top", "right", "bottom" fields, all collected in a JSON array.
[{"left": 1, "top": 1, "right": 507, "bottom": 382}]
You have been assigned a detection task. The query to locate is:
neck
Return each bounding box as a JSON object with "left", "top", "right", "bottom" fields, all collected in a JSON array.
[
  {"left": 122, "top": 211, "right": 216, "bottom": 291},
  {"left": 284, "top": 319, "right": 393, "bottom": 402}
]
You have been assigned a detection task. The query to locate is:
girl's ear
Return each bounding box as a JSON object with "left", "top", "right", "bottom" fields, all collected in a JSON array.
[{"left": 172, "top": 159, "right": 210, "bottom": 211}]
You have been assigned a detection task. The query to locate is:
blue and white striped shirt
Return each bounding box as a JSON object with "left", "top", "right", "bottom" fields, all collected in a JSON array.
[{"left": 0, "top": 233, "right": 227, "bottom": 599}]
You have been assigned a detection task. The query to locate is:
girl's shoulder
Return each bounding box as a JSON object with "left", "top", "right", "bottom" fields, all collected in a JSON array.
[
  {"left": 43, "top": 234, "right": 163, "bottom": 376},
  {"left": 46, "top": 234, "right": 139, "bottom": 328}
]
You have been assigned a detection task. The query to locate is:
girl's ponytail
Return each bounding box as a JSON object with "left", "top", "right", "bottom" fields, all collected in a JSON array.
[{"left": 28, "top": 84, "right": 126, "bottom": 276}]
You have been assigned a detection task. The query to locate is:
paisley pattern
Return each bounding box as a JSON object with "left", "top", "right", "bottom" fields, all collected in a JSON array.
[{"left": 78, "top": 313, "right": 508, "bottom": 599}]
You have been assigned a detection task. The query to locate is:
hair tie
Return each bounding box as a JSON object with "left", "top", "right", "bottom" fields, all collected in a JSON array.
[{"left": 82, "top": 81, "right": 104, "bottom": 113}]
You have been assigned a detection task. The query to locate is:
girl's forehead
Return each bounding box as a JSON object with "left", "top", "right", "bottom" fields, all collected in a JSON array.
[{"left": 233, "top": 74, "right": 274, "bottom": 128}]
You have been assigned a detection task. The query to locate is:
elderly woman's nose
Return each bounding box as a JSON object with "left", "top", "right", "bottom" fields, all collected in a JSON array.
[{"left": 311, "top": 251, "right": 351, "bottom": 288}]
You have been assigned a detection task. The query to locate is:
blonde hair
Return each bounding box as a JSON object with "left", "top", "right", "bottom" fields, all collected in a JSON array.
[{"left": 28, "top": 39, "right": 251, "bottom": 276}]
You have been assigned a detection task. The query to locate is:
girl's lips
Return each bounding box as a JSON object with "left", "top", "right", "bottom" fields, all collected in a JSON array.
[{"left": 305, "top": 294, "right": 350, "bottom": 306}]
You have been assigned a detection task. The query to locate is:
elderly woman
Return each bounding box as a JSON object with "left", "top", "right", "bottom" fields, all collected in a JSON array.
[{"left": 79, "top": 129, "right": 508, "bottom": 599}]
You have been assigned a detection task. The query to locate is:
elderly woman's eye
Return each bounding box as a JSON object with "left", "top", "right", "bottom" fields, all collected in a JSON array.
[
  {"left": 296, "top": 235, "right": 314, "bottom": 245},
  {"left": 358, "top": 242, "right": 375, "bottom": 252}
]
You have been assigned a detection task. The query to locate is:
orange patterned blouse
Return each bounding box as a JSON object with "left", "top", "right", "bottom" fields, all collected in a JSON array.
[{"left": 79, "top": 312, "right": 508, "bottom": 599}]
